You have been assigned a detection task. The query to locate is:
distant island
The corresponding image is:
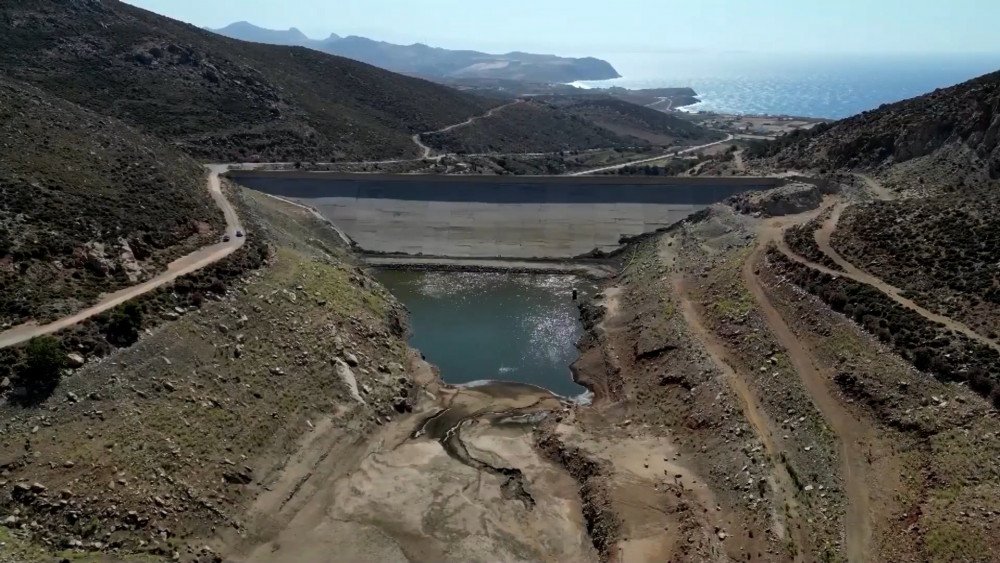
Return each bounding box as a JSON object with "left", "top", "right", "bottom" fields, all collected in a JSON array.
[{"left": 212, "top": 21, "right": 621, "bottom": 83}]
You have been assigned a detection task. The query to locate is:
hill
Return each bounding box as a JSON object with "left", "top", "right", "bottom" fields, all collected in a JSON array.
[
  {"left": 212, "top": 21, "right": 620, "bottom": 83},
  {"left": 749, "top": 68, "right": 1000, "bottom": 399},
  {"left": 421, "top": 97, "right": 720, "bottom": 154},
  {"left": 421, "top": 100, "right": 635, "bottom": 154},
  {"left": 0, "top": 76, "right": 223, "bottom": 328},
  {"left": 545, "top": 96, "right": 722, "bottom": 145},
  {"left": 752, "top": 70, "right": 1000, "bottom": 183},
  {"left": 213, "top": 21, "right": 340, "bottom": 45},
  {"left": 0, "top": 0, "right": 495, "bottom": 162}
]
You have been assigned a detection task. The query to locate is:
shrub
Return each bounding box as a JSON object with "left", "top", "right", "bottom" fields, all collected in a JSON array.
[
  {"left": 17, "top": 336, "right": 65, "bottom": 401},
  {"left": 105, "top": 302, "right": 143, "bottom": 347}
]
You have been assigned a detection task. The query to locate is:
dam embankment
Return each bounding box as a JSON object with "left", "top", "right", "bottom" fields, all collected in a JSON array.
[{"left": 229, "top": 172, "right": 781, "bottom": 258}]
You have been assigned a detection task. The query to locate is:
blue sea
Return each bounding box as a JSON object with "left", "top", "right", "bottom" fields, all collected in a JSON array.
[{"left": 575, "top": 52, "right": 1000, "bottom": 119}]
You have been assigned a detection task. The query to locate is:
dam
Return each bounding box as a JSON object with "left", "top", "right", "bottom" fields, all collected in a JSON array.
[{"left": 229, "top": 172, "right": 781, "bottom": 258}]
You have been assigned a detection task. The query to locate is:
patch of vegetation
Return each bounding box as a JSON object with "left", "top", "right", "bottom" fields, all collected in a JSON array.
[
  {"left": 14, "top": 336, "right": 65, "bottom": 403},
  {"left": 603, "top": 158, "right": 706, "bottom": 176},
  {"left": 541, "top": 96, "right": 721, "bottom": 145},
  {"left": 770, "top": 248, "right": 1000, "bottom": 407},
  {"left": 833, "top": 188, "right": 1000, "bottom": 337},
  {"left": 422, "top": 100, "right": 636, "bottom": 154},
  {"left": 783, "top": 220, "right": 842, "bottom": 271}
]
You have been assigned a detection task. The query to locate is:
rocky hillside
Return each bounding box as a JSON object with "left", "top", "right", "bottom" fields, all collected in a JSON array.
[
  {"left": 0, "top": 188, "right": 417, "bottom": 561},
  {"left": 422, "top": 98, "right": 719, "bottom": 154},
  {"left": 545, "top": 96, "right": 722, "bottom": 145},
  {"left": 754, "top": 70, "right": 1000, "bottom": 180},
  {"left": 0, "top": 77, "right": 222, "bottom": 328},
  {"left": 212, "top": 21, "right": 620, "bottom": 83},
  {"left": 0, "top": 0, "right": 495, "bottom": 162}
]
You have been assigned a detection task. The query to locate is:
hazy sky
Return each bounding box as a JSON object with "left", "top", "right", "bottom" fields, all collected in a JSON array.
[{"left": 125, "top": 0, "right": 1000, "bottom": 56}]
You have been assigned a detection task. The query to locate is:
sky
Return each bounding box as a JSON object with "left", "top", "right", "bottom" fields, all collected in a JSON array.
[{"left": 124, "top": 0, "right": 1000, "bottom": 56}]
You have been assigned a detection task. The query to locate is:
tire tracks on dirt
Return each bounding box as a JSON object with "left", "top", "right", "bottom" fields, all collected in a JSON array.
[
  {"left": 674, "top": 277, "right": 808, "bottom": 560},
  {"left": 744, "top": 234, "right": 872, "bottom": 563}
]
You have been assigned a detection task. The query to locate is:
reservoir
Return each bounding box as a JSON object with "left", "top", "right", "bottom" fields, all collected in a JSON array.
[
  {"left": 231, "top": 172, "right": 780, "bottom": 258},
  {"left": 376, "top": 270, "right": 596, "bottom": 397}
]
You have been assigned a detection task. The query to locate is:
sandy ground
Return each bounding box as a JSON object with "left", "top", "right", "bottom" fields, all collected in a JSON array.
[
  {"left": 223, "top": 357, "right": 599, "bottom": 562},
  {"left": 311, "top": 199, "right": 706, "bottom": 258}
]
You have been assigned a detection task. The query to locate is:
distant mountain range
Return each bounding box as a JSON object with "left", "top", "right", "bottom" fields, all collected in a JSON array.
[{"left": 211, "top": 21, "right": 621, "bottom": 83}]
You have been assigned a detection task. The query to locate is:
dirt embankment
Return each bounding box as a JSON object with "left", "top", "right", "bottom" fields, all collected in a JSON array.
[
  {"left": 677, "top": 182, "right": 1000, "bottom": 562},
  {"left": 566, "top": 231, "right": 808, "bottom": 561}
]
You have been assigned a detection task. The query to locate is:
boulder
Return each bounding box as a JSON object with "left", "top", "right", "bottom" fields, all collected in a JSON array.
[
  {"left": 66, "top": 353, "right": 85, "bottom": 369},
  {"left": 333, "top": 359, "right": 365, "bottom": 404},
  {"left": 344, "top": 352, "right": 359, "bottom": 367}
]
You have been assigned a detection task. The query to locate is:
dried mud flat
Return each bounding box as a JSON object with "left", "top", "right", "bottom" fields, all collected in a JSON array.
[{"left": 223, "top": 364, "right": 600, "bottom": 562}]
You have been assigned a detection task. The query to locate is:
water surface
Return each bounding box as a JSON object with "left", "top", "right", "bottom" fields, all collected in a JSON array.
[
  {"left": 376, "top": 270, "right": 595, "bottom": 397},
  {"left": 577, "top": 52, "right": 1000, "bottom": 118}
]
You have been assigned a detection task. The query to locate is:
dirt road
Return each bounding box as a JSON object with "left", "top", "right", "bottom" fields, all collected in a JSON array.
[
  {"left": 0, "top": 166, "right": 243, "bottom": 349},
  {"left": 570, "top": 134, "right": 734, "bottom": 176},
  {"left": 674, "top": 275, "right": 808, "bottom": 560},
  {"left": 853, "top": 172, "right": 895, "bottom": 200},
  {"left": 745, "top": 246, "right": 872, "bottom": 562},
  {"left": 795, "top": 203, "right": 1000, "bottom": 353},
  {"left": 753, "top": 210, "right": 872, "bottom": 563},
  {"left": 412, "top": 99, "right": 523, "bottom": 159}
]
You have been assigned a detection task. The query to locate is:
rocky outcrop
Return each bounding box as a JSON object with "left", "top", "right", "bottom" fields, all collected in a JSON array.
[{"left": 727, "top": 182, "right": 822, "bottom": 217}]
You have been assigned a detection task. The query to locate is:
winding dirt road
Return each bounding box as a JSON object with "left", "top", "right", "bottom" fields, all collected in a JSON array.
[
  {"left": 0, "top": 166, "right": 243, "bottom": 349},
  {"left": 412, "top": 99, "right": 524, "bottom": 159},
  {"left": 782, "top": 192, "right": 1000, "bottom": 353},
  {"left": 570, "top": 134, "right": 734, "bottom": 176}
]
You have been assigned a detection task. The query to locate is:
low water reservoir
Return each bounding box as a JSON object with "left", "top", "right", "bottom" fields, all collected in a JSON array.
[
  {"left": 232, "top": 172, "right": 780, "bottom": 258},
  {"left": 376, "top": 270, "right": 596, "bottom": 397}
]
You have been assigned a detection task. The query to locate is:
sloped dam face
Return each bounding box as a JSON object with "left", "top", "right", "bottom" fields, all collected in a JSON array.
[{"left": 229, "top": 173, "right": 780, "bottom": 258}]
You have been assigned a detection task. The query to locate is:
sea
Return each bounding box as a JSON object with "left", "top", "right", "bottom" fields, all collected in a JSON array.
[{"left": 574, "top": 52, "right": 1000, "bottom": 119}]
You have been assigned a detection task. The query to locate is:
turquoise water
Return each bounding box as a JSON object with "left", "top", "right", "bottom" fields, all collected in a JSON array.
[
  {"left": 577, "top": 52, "right": 1000, "bottom": 118},
  {"left": 375, "top": 270, "right": 596, "bottom": 398}
]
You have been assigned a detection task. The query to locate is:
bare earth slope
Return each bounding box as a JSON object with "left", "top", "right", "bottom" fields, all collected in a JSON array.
[
  {"left": 0, "top": 0, "right": 495, "bottom": 162},
  {"left": 0, "top": 77, "right": 222, "bottom": 328}
]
